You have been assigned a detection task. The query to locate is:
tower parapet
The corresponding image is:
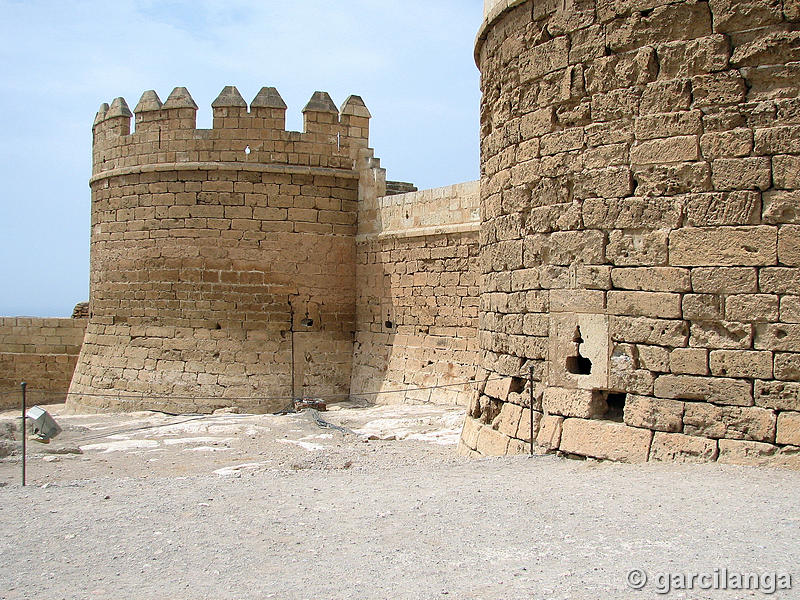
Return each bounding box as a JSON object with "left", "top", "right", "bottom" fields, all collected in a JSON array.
[
  {"left": 91, "top": 86, "right": 371, "bottom": 178},
  {"left": 69, "top": 85, "right": 385, "bottom": 414}
]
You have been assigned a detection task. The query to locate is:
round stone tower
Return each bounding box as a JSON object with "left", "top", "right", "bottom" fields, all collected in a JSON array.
[
  {"left": 461, "top": 0, "right": 800, "bottom": 466},
  {"left": 67, "top": 86, "right": 383, "bottom": 414}
]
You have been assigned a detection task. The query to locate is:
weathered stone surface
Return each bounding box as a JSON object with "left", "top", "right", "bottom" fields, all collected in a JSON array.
[
  {"left": 611, "top": 316, "right": 688, "bottom": 346},
  {"left": 683, "top": 403, "right": 776, "bottom": 442},
  {"left": 759, "top": 267, "right": 800, "bottom": 293},
  {"left": 583, "top": 197, "right": 681, "bottom": 229},
  {"left": 773, "top": 155, "right": 800, "bottom": 189},
  {"left": 475, "top": 425, "right": 511, "bottom": 456},
  {"left": 700, "top": 129, "right": 753, "bottom": 159},
  {"left": 633, "top": 162, "right": 711, "bottom": 196},
  {"left": 682, "top": 294, "right": 723, "bottom": 321},
  {"left": 649, "top": 432, "right": 719, "bottom": 463},
  {"left": 692, "top": 267, "right": 758, "bottom": 293},
  {"left": 631, "top": 136, "right": 700, "bottom": 164},
  {"left": 484, "top": 376, "right": 518, "bottom": 401},
  {"left": 777, "top": 411, "right": 800, "bottom": 445},
  {"left": 683, "top": 192, "right": 760, "bottom": 226},
  {"left": 559, "top": 418, "right": 653, "bottom": 462},
  {"left": 711, "top": 158, "right": 772, "bottom": 191},
  {"left": 607, "top": 291, "right": 681, "bottom": 318},
  {"left": 493, "top": 401, "right": 523, "bottom": 437},
  {"left": 670, "top": 348, "right": 708, "bottom": 375},
  {"left": 763, "top": 191, "right": 800, "bottom": 224},
  {"left": 724, "top": 294, "right": 779, "bottom": 322},
  {"left": 536, "top": 414, "right": 564, "bottom": 450},
  {"left": 669, "top": 226, "right": 776, "bottom": 266},
  {"left": 709, "top": 350, "right": 773, "bottom": 379},
  {"left": 460, "top": 415, "right": 482, "bottom": 450},
  {"left": 654, "top": 374, "right": 753, "bottom": 406},
  {"left": 543, "top": 387, "right": 607, "bottom": 419},
  {"left": 774, "top": 353, "right": 800, "bottom": 380},
  {"left": 607, "top": 229, "right": 669, "bottom": 266},
  {"left": 689, "top": 321, "right": 753, "bottom": 350},
  {"left": 708, "top": 0, "right": 783, "bottom": 33},
  {"left": 778, "top": 225, "right": 800, "bottom": 266},
  {"left": 657, "top": 35, "right": 731, "bottom": 79},
  {"left": 639, "top": 81, "right": 692, "bottom": 115},
  {"left": 524, "top": 231, "right": 606, "bottom": 266},
  {"left": 717, "top": 439, "right": 779, "bottom": 466},
  {"left": 691, "top": 72, "right": 747, "bottom": 107},
  {"left": 624, "top": 394, "right": 684, "bottom": 432},
  {"left": 754, "top": 323, "right": 800, "bottom": 351},
  {"left": 638, "top": 345, "right": 670, "bottom": 372},
  {"left": 754, "top": 379, "right": 800, "bottom": 410},
  {"left": 611, "top": 267, "right": 690, "bottom": 292}
]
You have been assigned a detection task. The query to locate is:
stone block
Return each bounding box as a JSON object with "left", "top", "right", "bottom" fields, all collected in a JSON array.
[
  {"left": 779, "top": 225, "right": 800, "bottom": 266},
  {"left": 549, "top": 289, "right": 606, "bottom": 314},
  {"left": 754, "top": 125, "right": 800, "bottom": 156},
  {"left": 493, "top": 401, "right": 523, "bottom": 438},
  {"left": 754, "top": 323, "right": 800, "bottom": 351},
  {"left": 524, "top": 231, "right": 606, "bottom": 266},
  {"left": 777, "top": 411, "right": 800, "bottom": 445},
  {"left": 669, "top": 226, "right": 776, "bottom": 266},
  {"left": 775, "top": 353, "right": 800, "bottom": 381},
  {"left": 700, "top": 129, "right": 753, "bottom": 159},
  {"left": 682, "top": 294, "right": 722, "bottom": 321},
  {"left": 632, "top": 162, "right": 711, "bottom": 196},
  {"left": 520, "top": 37, "right": 570, "bottom": 82},
  {"left": 585, "top": 47, "right": 658, "bottom": 94},
  {"left": 760, "top": 267, "right": 800, "bottom": 294},
  {"left": 654, "top": 374, "right": 753, "bottom": 406},
  {"left": 692, "top": 267, "right": 757, "bottom": 293},
  {"left": 611, "top": 267, "right": 691, "bottom": 292},
  {"left": 573, "top": 167, "right": 634, "bottom": 199},
  {"left": 610, "top": 316, "right": 688, "bottom": 346},
  {"left": 484, "top": 376, "right": 519, "bottom": 401},
  {"left": 542, "top": 387, "right": 608, "bottom": 419},
  {"left": 607, "top": 291, "right": 682, "bottom": 319},
  {"left": 475, "top": 425, "right": 511, "bottom": 456},
  {"left": 717, "top": 439, "right": 779, "bottom": 466},
  {"left": 683, "top": 403, "right": 776, "bottom": 442},
  {"left": 709, "top": 350, "right": 773, "bottom": 379},
  {"left": 670, "top": 348, "right": 708, "bottom": 375},
  {"left": 559, "top": 418, "right": 653, "bottom": 463},
  {"left": 460, "top": 415, "right": 482, "bottom": 449},
  {"left": 691, "top": 72, "right": 747, "bottom": 107},
  {"left": 683, "top": 191, "right": 760, "bottom": 226},
  {"left": 754, "top": 379, "right": 800, "bottom": 411},
  {"left": 763, "top": 191, "right": 800, "bottom": 224},
  {"left": 725, "top": 294, "right": 779, "bottom": 323},
  {"left": 516, "top": 408, "right": 543, "bottom": 443},
  {"left": 536, "top": 414, "right": 564, "bottom": 451},
  {"left": 624, "top": 394, "right": 684, "bottom": 432},
  {"left": 657, "top": 35, "right": 731, "bottom": 79},
  {"left": 607, "top": 229, "right": 668, "bottom": 266},
  {"left": 649, "top": 432, "right": 719, "bottom": 463},
  {"left": 639, "top": 81, "right": 692, "bottom": 115},
  {"left": 689, "top": 321, "right": 753, "bottom": 350},
  {"left": 630, "top": 136, "right": 699, "bottom": 164},
  {"left": 583, "top": 197, "right": 681, "bottom": 229},
  {"left": 591, "top": 88, "right": 641, "bottom": 122},
  {"left": 708, "top": 0, "right": 783, "bottom": 33},
  {"left": 781, "top": 297, "right": 800, "bottom": 323},
  {"left": 637, "top": 345, "right": 670, "bottom": 372},
  {"left": 773, "top": 155, "right": 800, "bottom": 189}
]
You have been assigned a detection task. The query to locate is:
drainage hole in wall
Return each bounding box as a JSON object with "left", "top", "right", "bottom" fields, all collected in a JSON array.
[{"left": 602, "top": 392, "right": 626, "bottom": 422}]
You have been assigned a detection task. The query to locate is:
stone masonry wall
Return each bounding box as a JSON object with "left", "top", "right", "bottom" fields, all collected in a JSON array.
[
  {"left": 67, "top": 86, "right": 384, "bottom": 414},
  {"left": 460, "top": 0, "right": 800, "bottom": 468},
  {"left": 0, "top": 316, "right": 87, "bottom": 410},
  {"left": 351, "top": 182, "right": 481, "bottom": 405}
]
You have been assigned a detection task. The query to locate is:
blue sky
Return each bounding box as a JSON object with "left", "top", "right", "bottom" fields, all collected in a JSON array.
[{"left": 0, "top": 0, "right": 482, "bottom": 316}]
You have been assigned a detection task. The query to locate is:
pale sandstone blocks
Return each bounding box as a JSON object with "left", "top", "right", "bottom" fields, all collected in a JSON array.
[
  {"left": 683, "top": 403, "right": 776, "bottom": 442},
  {"left": 476, "top": 425, "right": 511, "bottom": 455},
  {"left": 649, "top": 432, "right": 719, "bottom": 462},
  {"left": 669, "top": 226, "right": 776, "bottom": 266},
  {"left": 630, "top": 136, "right": 699, "bottom": 164},
  {"left": 611, "top": 267, "right": 690, "bottom": 292},
  {"left": 709, "top": 350, "right": 773, "bottom": 379},
  {"left": 654, "top": 374, "right": 752, "bottom": 405},
  {"left": 711, "top": 157, "right": 772, "bottom": 191},
  {"left": 607, "top": 291, "right": 681, "bottom": 318},
  {"left": 754, "top": 379, "right": 800, "bottom": 410},
  {"left": 536, "top": 414, "right": 564, "bottom": 450},
  {"left": 623, "top": 394, "right": 684, "bottom": 432},
  {"left": 611, "top": 316, "right": 688, "bottom": 346},
  {"left": 543, "top": 387, "right": 607, "bottom": 418},
  {"left": 777, "top": 411, "right": 800, "bottom": 444},
  {"left": 670, "top": 348, "right": 708, "bottom": 375},
  {"left": 559, "top": 418, "right": 653, "bottom": 462}
]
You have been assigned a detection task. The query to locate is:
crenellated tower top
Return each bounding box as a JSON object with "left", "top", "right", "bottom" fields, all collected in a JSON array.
[{"left": 91, "top": 85, "right": 373, "bottom": 179}]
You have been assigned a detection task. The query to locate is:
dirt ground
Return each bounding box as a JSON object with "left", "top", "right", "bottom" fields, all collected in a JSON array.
[{"left": 1, "top": 402, "right": 799, "bottom": 599}]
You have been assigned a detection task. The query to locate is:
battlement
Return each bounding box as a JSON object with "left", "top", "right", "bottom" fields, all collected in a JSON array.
[{"left": 92, "top": 86, "right": 372, "bottom": 178}]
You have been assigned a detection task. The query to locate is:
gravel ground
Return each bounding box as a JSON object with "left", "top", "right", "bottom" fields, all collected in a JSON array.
[{"left": 1, "top": 403, "right": 799, "bottom": 599}]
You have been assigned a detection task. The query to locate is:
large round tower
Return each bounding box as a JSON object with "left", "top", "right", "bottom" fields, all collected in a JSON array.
[
  {"left": 67, "top": 86, "right": 382, "bottom": 413},
  {"left": 461, "top": 0, "right": 800, "bottom": 466}
]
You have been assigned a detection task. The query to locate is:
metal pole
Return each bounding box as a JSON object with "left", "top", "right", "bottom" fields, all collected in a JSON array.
[
  {"left": 529, "top": 366, "right": 534, "bottom": 456},
  {"left": 289, "top": 298, "right": 295, "bottom": 402},
  {"left": 21, "top": 381, "right": 26, "bottom": 486}
]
